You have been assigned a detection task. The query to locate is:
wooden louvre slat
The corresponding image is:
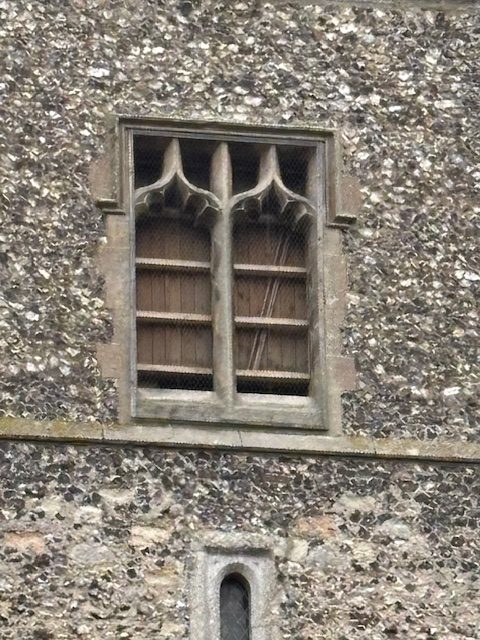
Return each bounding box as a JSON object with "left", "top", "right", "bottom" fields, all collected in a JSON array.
[
  {"left": 136, "top": 257, "right": 211, "bottom": 273},
  {"left": 233, "top": 263, "right": 306, "bottom": 279},
  {"left": 137, "top": 311, "right": 212, "bottom": 326},
  {"left": 236, "top": 369, "right": 309, "bottom": 382},
  {"left": 234, "top": 316, "right": 308, "bottom": 331},
  {"left": 137, "top": 363, "right": 212, "bottom": 376}
]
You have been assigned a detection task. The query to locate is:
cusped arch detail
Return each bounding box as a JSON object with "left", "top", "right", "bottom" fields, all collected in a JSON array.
[
  {"left": 134, "top": 138, "right": 221, "bottom": 226},
  {"left": 230, "top": 145, "right": 314, "bottom": 231}
]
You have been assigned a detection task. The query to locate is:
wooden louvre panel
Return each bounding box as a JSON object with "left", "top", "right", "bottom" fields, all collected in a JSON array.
[
  {"left": 135, "top": 137, "right": 214, "bottom": 391},
  {"left": 232, "top": 142, "right": 313, "bottom": 397},
  {"left": 134, "top": 134, "right": 315, "bottom": 398},
  {"left": 233, "top": 221, "right": 310, "bottom": 396}
]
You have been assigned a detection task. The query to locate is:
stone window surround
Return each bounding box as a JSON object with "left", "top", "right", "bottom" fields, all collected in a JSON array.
[
  {"left": 92, "top": 116, "right": 359, "bottom": 440},
  {"left": 134, "top": 134, "right": 324, "bottom": 429},
  {"left": 190, "top": 532, "right": 277, "bottom": 640}
]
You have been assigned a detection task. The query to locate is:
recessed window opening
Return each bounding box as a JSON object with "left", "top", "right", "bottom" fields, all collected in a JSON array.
[
  {"left": 230, "top": 142, "right": 261, "bottom": 195},
  {"left": 233, "top": 215, "right": 310, "bottom": 397},
  {"left": 134, "top": 135, "right": 314, "bottom": 397},
  {"left": 180, "top": 138, "right": 216, "bottom": 191},
  {"left": 220, "top": 573, "right": 251, "bottom": 640},
  {"left": 134, "top": 135, "right": 169, "bottom": 188},
  {"left": 277, "top": 144, "right": 313, "bottom": 196},
  {"left": 135, "top": 164, "right": 214, "bottom": 392}
]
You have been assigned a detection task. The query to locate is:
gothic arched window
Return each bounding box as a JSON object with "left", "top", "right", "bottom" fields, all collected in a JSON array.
[
  {"left": 95, "top": 118, "right": 359, "bottom": 435},
  {"left": 220, "top": 573, "right": 251, "bottom": 640}
]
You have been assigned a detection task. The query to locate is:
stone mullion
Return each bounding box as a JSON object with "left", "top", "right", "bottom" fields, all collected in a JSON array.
[{"left": 210, "top": 142, "right": 235, "bottom": 406}]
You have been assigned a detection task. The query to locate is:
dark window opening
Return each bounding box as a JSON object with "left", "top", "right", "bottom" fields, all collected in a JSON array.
[
  {"left": 134, "top": 135, "right": 169, "bottom": 189},
  {"left": 180, "top": 138, "right": 216, "bottom": 191},
  {"left": 277, "top": 144, "right": 314, "bottom": 197},
  {"left": 230, "top": 142, "right": 261, "bottom": 195},
  {"left": 134, "top": 133, "right": 314, "bottom": 397},
  {"left": 220, "top": 574, "right": 251, "bottom": 640}
]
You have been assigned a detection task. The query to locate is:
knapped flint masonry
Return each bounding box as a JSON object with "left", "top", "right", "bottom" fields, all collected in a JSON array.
[{"left": 0, "top": 1, "right": 479, "bottom": 638}]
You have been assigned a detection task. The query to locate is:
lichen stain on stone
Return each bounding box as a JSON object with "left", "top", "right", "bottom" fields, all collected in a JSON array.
[{"left": 4, "top": 531, "right": 46, "bottom": 555}]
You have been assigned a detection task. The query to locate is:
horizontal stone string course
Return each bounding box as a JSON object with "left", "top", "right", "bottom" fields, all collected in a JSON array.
[{"left": 0, "top": 418, "right": 480, "bottom": 465}]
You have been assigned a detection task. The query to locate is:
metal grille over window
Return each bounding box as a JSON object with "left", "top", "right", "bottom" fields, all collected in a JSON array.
[
  {"left": 220, "top": 574, "right": 251, "bottom": 640},
  {"left": 231, "top": 143, "right": 313, "bottom": 396},
  {"left": 135, "top": 138, "right": 218, "bottom": 392},
  {"left": 134, "top": 134, "right": 315, "bottom": 397}
]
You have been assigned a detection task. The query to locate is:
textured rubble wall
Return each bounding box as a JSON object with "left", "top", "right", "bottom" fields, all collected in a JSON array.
[
  {"left": 1, "top": 0, "right": 478, "bottom": 440},
  {"left": 1, "top": 4, "right": 479, "bottom": 638},
  {"left": 0, "top": 0, "right": 480, "bottom": 439},
  {"left": 0, "top": 442, "right": 479, "bottom": 640}
]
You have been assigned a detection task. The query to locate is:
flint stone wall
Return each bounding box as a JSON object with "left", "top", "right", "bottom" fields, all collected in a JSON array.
[
  {"left": 1, "top": 3, "right": 479, "bottom": 637},
  {"left": 0, "top": 442, "right": 479, "bottom": 640},
  {"left": 1, "top": 0, "right": 478, "bottom": 441}
]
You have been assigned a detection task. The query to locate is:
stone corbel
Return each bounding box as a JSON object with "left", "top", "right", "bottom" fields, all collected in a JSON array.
[
  {"left": 89, "top": 115, "right": 125, "bottom": 216},
  {"left": 326, "top": 134, "right": 361, "bottom": 227}
]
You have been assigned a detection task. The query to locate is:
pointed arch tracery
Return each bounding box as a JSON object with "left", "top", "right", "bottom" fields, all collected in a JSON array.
[{"left": 133, "top": 136, "right": 316, "bottom": 397}]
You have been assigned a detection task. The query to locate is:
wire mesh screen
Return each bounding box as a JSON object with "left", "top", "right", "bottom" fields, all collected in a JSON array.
[
  {"left": 231, "top": 142, "right": 313, "bottom": 396},
  {"left": 134, "top": 136, "right": 216, "bottom": 392},
  {"left": 135, "top": 216, "right": 213, "bottom": 391},
  {"left": 134, "top": 134, "right": 315, "bottom": 396},
  {"left": 220, "top": 574, "right": 251, "bottom": 640},
  {"left": 233, "top": 220, "right": 309, "bottom": 396}
]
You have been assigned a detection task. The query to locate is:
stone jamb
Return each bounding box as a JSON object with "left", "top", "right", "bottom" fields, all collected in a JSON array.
[{"left": 190, "top": 531, "right": 277, "bottom": 640}]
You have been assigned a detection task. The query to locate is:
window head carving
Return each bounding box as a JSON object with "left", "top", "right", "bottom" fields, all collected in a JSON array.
[
  {"left": 135, "top": 137, "right": 220, "bottom": 226},
  {"left": 95, "top": 118, "right": 359, "bottom": 436}
]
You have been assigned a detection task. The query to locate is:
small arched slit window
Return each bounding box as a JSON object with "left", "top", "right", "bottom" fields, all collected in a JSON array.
[{"left": 220, "top": 573, "right": 251, "bottom": 640}]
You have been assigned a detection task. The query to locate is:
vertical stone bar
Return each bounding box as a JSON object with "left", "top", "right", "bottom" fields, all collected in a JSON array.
[
  {"left": 306, "top": 142, "right": 326, "bottom": 425},
  {"left": 210, "top": 142, "right": 235, "bottom": 405}
]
